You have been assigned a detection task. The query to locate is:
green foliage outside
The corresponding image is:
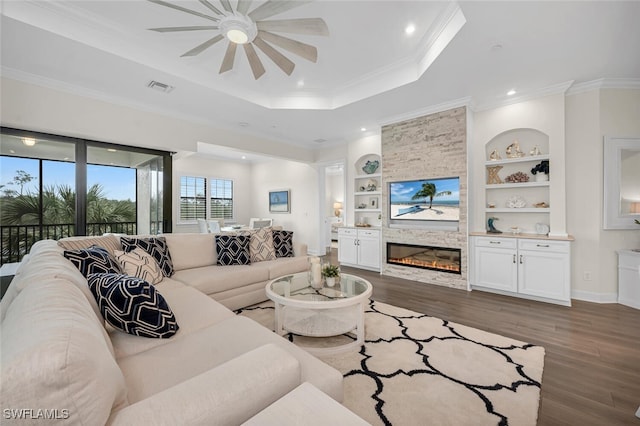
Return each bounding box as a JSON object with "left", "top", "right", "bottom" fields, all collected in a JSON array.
[{"left": 1, "top": 170, "right": 136, "bottom": 263}]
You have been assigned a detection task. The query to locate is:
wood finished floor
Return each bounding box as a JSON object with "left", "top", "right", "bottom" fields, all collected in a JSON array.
[{"left": 322, "top": 249, "right": 640, "bottom": 425}]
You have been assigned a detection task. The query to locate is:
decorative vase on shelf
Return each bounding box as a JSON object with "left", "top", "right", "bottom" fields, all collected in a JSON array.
[
  {"left": 535, "top": 174, "right": 549, "bottom": 182},
  {"left": 362, "top": 160, "right": 379, "bottom": 174}
]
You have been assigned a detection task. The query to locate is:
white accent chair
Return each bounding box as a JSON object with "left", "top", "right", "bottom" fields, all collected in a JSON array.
[
  {"left": 197, "top": 219, "right": 209, "bottom": 234},
  {"left": 207, "top": 219, "right": 222, "bottom": 233},
  {"left": 250, "top": 218, "right": 273, "bottom": 228}
]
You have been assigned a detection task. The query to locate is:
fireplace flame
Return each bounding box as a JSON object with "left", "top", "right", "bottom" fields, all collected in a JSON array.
[{"left": 388, "top": 257, "right": 460, "bottom": 273}]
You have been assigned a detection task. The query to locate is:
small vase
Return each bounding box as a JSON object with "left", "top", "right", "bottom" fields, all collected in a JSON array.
[
  {"left": 535, "top": 174, "right": 549, "bottom": 182},
  {"left": 325, "top": 277, "right": 336, "bottom": 287}
]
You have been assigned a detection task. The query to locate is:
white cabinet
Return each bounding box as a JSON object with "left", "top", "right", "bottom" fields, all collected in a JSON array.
[
  {"left": 471, "top": 235, "right": 571, "bottom": 306},
  {"left": 338, "top": 227, "right": 380, "bottom": 271},
  {"left": 618, "top": 250, "right": 640, "bottom": 310}
]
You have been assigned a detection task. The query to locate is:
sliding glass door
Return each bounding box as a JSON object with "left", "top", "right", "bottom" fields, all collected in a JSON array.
[{"left": 0, "top": 128, "right": 171, "bottom": 264}]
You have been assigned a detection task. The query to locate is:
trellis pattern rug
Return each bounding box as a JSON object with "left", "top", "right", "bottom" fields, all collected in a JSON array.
[{"left": 236, "top": 300, "right": 544, "bottom": 426}]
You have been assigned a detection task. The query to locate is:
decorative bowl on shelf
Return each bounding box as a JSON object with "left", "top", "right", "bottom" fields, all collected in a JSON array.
[
  {"left": 506, "top": 195, "right": 527, "bottom": 208},
  {"left": 362, "top": 160, "right": 379, "bottom": 174}
]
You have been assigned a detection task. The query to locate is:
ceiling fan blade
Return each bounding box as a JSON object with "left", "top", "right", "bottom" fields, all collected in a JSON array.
[
  {"left": 236, "top": 0, "right": 253, "bottom": 15},
  {"left": 181, "top": 34, "right": 224, "bottom": 57},
  {"left": 147, "top": 0, "right": 219, "bottom": 22},
  {"left": 219, "top": 0, "right": 233, "bottom": 13},
  {"left": 258, "top": 31, "right": 317, "bottom": 62},
  {"left": 198, "top": 0, "right": 223, "bottom": 15},
  {"left": 219, "top": 42, "right": 237, "bottom": 74},
  {"left": 248, "top": 1, "right": 312, "bottom": 22},
  {"left": 243, "top": 43, "right": 266, "bottom": 79},
  {"left": 256, "top": 18, "right": 329, "bottom": 36},
  {"left": 149, "top": 26, "right": 219, "bottom": 32},
  {"left": 253, "top": 37, "right": 295, "bottom": 75}
]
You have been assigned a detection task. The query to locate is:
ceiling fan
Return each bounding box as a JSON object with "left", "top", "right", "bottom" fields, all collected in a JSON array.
[{"left": 147, "top": 0, "right": 329, "bottom": 80}]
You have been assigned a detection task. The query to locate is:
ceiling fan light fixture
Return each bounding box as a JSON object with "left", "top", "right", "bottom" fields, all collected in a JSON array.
[
  {"left": 227, "top": 28, "right": 248, "bottom": 44},
  {"left": 219, "top": 15, "right": 257, "bottom": 44}
]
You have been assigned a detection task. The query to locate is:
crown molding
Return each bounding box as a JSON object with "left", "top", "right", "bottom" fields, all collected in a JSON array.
[
  {"left": 472, "top": 80, "right": 575, "bottom": 112},
  {"left": 379, "top": 96, "right": 472, "bottom": 127},
  {"left": 566, "top": 78, "right": 640, "bottom": 96}
]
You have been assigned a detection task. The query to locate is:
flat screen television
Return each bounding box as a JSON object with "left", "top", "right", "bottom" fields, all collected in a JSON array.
[{"left": 388, "top": 177, "right": 460, "bottom": 230}]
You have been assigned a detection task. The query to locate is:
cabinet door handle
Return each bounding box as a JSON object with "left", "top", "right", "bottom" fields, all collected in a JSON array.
[
  {"left": 536, "top": 244, "right": 550, "bottom": 248},
  {"left": 513, "top": 254, "right": 516, "bottom": 264},
  {"left": 519, "top": 255, "right": 523, "bottom": 264},
  {"left": 489, "top": 241, "right": 501, "bottom": 245}
]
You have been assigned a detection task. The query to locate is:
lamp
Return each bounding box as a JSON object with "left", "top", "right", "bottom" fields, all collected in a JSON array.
[
  {"left": 631, "top": 202, "right": 640, "bottom": 214},
  {"left": 333, "top": 202, "right": 343, "bottom": 217}
]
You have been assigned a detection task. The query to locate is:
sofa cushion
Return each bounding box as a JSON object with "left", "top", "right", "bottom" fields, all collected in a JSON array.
[
  {"left": 57, "top": 234, "right": 122, "bottom": 254},
  {"left": 248, "top": 227, "right": 276, "bottom": 262},
  {"left": 263, "top": 256, "right": 311, "bottom": 280},
  {"left": 88, "top": 273, "right": 179, "bottom": 338},
  {"left": 115, "top": 248, "right": 163, "bottom": 284},
  {"left": 63, "top": 245, "right": 123, "bottom": 276},
  {"left": 109, "top": 279, "right": 235, "bottom": 359},
  {"left": 216, "top": 234, "right": 251, "bottom": 265},
  {"left": 272, "top": 230, "right": 295, "bottom": 258},
  {"left": 121, "top": 236, "right": 174, "bottom": 277},
  {"left": 117, "top": 316, "right": 342, "bottom": 404},
  {"left": 161, "top": 233, "right": 216, "bottom": 271},
  {"left": 1, "top": 280, "right": 128, "bottom": 425},
  {"left": 172, "top": 264, "right": 270, "bottom": 295}
]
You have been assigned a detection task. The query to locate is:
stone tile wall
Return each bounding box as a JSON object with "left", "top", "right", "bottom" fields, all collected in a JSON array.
[{"left": 381, "top": 107, "right": 468, "bottom": 289}]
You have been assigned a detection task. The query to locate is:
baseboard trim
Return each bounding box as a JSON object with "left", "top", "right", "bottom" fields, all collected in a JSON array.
[{"left": 571, "top": 290, "right": 618, "bottom": 304}]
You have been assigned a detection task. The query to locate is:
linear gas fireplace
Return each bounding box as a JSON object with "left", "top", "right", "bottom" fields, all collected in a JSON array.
[{"left": 386, "top": 243, "right": 461, "bottom": 274}]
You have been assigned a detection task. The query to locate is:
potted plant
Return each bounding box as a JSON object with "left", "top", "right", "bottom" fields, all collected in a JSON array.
[
  {"left": 322, "top": 264, "right": 340, "bottom": 287},
  {"left": 531, "top": 160, "right": 550, "bottom": 182}
]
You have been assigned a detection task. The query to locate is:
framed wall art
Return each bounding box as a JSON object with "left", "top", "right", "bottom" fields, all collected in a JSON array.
[{"left": 269, "top": 189, "right": 290, "bottom": 213}]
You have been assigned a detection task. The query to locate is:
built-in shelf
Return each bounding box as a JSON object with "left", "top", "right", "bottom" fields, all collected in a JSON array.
[
  {"left": 355, "top": 191, "right": 381, "bottom": 196},
  {"left": 484, "top": 154, "right": 549, "bottom": 166},
  {"left": 355, "top": 208, "right": 381, "bottom": 213},
  {"left": 485, "top": 208, "right": 550, "bottom": 213},
  {"left": 355, "top": 172, "right": 381, "bottom": 179},
  {"left": 486, "top": 181, "right": 550, "bottom": 189}
]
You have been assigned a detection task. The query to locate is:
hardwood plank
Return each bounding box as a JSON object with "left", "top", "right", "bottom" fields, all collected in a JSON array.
[{"left": 322, "top": 249, "right": 640, "bottom": 425}]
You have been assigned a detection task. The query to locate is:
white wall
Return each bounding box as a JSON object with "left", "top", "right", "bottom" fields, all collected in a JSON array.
[
  {"left": 172, "top": 155, "right": 253, "bottom": 233},
  {"left": 0, "top": 77, "right": 313, "bottom": 162},
  {"left": 250, "top": 160, "right": 321, "bottom": 255}
]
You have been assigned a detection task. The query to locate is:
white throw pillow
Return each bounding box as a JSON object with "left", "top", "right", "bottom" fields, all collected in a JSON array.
[{"left": 115, "top": 248, "right": 163, "bottom": 284}]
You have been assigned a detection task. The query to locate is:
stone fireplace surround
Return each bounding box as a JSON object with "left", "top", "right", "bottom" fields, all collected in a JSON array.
[{"left": 381, "top": 107, "right": 468, "bottom": 290}]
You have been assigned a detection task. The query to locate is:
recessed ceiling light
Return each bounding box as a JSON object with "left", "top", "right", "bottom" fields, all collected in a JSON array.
[
  {"left": 405, "top": 24, "right": 416, "bottom": 35},
  {"left": 22, "top": 138, "right": 36, "bottom": 147},
  {"left": 9, "top": 149, "right": 15, "bottom": 154},
  {"left": 507, "top": 89, "right": 516, "bottom": 96},
  {"left": 241, "top": 155, "right": 247, "bottom": 160},
  {"left": 297, "top": 79, "right": 305, "bottom": 88},
  {"left": 360, "top": 127, "right": 367, "bottom": 132},
  {"left": 107, "top": 148, "right": 117, "bottom": 152}
]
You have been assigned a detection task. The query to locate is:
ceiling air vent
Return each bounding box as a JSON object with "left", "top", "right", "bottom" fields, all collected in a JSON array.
[
  {"left": 147, "top": 80, "right": 174, "bottom": 93},
  {"left": 314, "top": 138, "right": 327, "bottom": 144}
]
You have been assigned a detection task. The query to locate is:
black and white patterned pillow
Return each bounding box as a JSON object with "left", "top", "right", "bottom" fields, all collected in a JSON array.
[
  {"left": 63, "top": 245, "right": 123, "bottom": 277},
  {"left": 121, "top": 237, "right": 174, "bottom": 277},
  {"left": 87, "top": 273, "right": 179, "bottom": 338},
  {"left": 272, "top": 230, "right": 294, "bottom": 258},
  {"left": 216, "top": 235, "right": 251, "bottom": 266},
  {"left": 247, "top": 227, "right": 276, "bottom": 262}
]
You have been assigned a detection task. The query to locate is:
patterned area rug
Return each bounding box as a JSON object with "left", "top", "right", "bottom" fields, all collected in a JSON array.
[{"left": 236, "top": 300, "right": 545, "bottom": 426}]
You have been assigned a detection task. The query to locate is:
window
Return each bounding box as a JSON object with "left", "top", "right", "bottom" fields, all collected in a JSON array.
[
  {"left": 179, "top": 176, "right": 206, "bottom": 221},
  {"left": 179, "top": 176, "right": 234, "bottom": 222},
  {"left": 210, "top": 178, "right": 233, "bottom": 220}
]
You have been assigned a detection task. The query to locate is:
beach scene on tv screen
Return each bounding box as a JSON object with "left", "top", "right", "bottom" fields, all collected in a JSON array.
[{"left": 390, "top": 177, "right": 460, "bottom": 221}]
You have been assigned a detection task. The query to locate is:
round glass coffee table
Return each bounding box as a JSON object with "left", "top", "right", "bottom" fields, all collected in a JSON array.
[{"left": 266, "top": 272, "right": 372, "bottom": 355}]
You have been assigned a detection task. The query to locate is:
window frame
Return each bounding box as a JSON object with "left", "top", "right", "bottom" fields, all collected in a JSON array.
[{"left": 178, "top": 175, "right": 234, "bottom": 224}]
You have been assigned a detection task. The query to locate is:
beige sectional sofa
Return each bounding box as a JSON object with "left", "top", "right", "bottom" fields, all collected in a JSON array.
[{"left": 0, "top": 233, "right": 357, "bottom": 425}]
